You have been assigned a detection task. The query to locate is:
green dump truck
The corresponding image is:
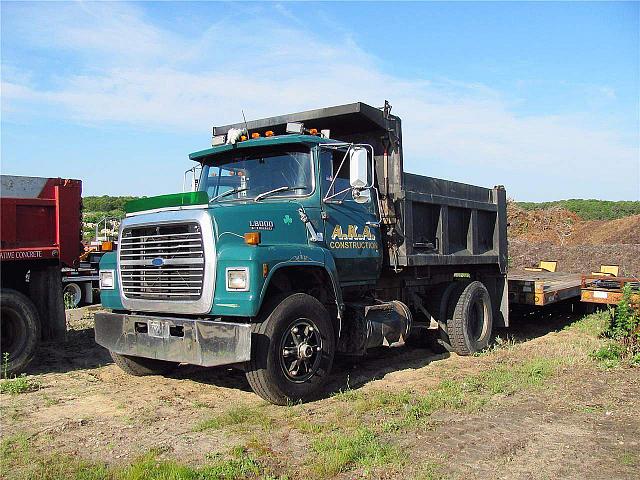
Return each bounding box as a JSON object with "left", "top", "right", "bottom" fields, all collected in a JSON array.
[{"left": 95, "top": 101, "right": 508, "bottom": 405}]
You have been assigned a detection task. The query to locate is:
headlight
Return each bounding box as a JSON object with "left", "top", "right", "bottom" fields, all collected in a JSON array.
[
  {"left": 99, "top": 270, "right": 115, "bottom": 290},
  {"left": 226, "top": 267, "right": 249, "bottom": 291}
]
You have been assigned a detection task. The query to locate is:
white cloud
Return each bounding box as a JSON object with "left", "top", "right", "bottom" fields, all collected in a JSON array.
[{"left": 2, "top": 2, "right": 638, "bottom": 200}]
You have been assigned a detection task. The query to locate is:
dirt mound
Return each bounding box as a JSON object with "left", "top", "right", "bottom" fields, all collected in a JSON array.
[
  {"left": 571, "top": 215, "right": 640, "bottom": 245},
  {"left": 509, "top": 239, "right": 640, "bottom": 277},
  {"left": 507, "top": 203, "right": 640, "bottom": 246}
]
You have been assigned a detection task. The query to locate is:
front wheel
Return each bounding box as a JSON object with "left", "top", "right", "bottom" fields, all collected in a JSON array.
[{"left": 246, "top": 293, "right": 335, "bottom": 405}]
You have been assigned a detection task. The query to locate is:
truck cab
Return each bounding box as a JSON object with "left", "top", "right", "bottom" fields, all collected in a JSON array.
[{"left": 95, "top": 102, "right": 508, "bottom": 405}]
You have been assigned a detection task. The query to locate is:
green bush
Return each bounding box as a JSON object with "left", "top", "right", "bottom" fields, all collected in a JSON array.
[
  {"left": 516, "top": 199, "right": 640, "bottom": 221},
  {"left": 592, "top": 285, "right": 640, "bottom": 367}
]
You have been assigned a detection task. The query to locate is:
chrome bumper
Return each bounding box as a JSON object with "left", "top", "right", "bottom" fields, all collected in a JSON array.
[{"left": 94, "top": 312, "right": 251, "bottom": 367}]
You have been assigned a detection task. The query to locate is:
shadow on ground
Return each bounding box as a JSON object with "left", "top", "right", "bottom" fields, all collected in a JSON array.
[{"left": 25, "top": 300, "right": 592, "bottom": 397}]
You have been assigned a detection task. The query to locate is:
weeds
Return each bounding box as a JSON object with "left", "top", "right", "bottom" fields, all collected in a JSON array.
[
  {"left": 590, "top": 285, "right": 639, "bottom": 367},
  {"left": 310, "top": 427, "right": 402, "bottom": 476},
  {"left": 1, "top": 353, "right": 40, "bottom": 394}
]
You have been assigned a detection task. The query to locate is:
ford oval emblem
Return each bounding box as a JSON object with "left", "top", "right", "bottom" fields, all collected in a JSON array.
[{"left": 151, "top": 257, "right": 165, "bottom": 267}]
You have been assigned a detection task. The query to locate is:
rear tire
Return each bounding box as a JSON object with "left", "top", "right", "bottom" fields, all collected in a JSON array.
[
  {"left": 63, "top": 282, "right": 83, "bottom": 308},
  {"left": 110, "top": 352, "right": 178, "bottom": 376},
  {"left": 0, "top": 289, "right": 41, "bottom": 375},
  {"left": 246, "top": 293, "right": 335, "bottom": 405},
  {"left": 448, "top": 281, "right": 493, "bottom": 355}
]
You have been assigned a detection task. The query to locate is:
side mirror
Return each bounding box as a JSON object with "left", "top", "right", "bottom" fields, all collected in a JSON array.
[{"left": 349, "top": 147, "right": 369, "bottom": 189}]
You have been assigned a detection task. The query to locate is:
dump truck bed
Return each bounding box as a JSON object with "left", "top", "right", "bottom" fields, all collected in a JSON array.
[
  {"left": 508, "top": 271, "right": 582, "bottom": 306},
  {"left": 396, "top": 173, "right": 507, "bottom": 272},
  {"left": 0, "top": 175, "right": 82, "bottom": 267}
]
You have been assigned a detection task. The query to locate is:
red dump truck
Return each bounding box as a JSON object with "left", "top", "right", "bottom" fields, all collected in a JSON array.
[{"left": 1, "top": 175, "right": 82, "bottom": 374}]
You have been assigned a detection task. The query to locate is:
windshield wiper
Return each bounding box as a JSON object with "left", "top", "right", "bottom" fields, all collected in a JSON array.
[
  {"left": 254, "top": 186, "right": 305, "bottom": 202},
  {"left": 209, "top": 187, "right": 248, "bottom": 203}
]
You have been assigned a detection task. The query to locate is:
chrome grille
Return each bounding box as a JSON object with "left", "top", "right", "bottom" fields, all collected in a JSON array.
[{"left": 119, "top": 223, "right": 204, "bottom": 300}]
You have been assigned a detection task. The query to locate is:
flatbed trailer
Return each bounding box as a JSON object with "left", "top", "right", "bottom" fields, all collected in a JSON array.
[
  {"left": 508, "top": 271, "right": 582, "bottom": 306},
  {"left": 581, "top": 275, "right": 640, "bottom": 306}
]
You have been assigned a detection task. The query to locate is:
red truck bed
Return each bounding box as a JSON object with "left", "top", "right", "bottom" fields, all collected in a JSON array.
[{"left": 1, "top": 175, "right": 82, "bottom": 267}]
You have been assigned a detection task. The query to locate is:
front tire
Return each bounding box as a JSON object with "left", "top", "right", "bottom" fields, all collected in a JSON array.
[
  {"left": 110, "top": 352, "right": 178, "bottom": 376},
  {"left": 448, "top": 281, "right": 493, "bottom": 355},
  {"left": 246, "top": 293, "right": 335, "bottom": 405}
]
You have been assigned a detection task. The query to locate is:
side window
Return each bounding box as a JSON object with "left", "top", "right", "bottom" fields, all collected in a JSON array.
[{"left": 321, "top": 149, "right": 352, "bottom": 199}]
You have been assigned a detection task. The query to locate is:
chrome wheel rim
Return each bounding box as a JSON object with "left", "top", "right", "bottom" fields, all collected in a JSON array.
[{"left": 279, "top": 318, "right": 322, "bottom": 383}]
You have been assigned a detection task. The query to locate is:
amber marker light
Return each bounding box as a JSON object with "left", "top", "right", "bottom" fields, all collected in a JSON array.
[
  {"left": 309, "top": 128, "right": 318, "bottom": 135},
  {"left": 262, "top": 263, "right": 269, "bottom": 278},
  {"left": 265, "top": 130, "right": 274, "bottom": 137},
  {"left": 244, "top": 232, "right": 261, "bottom": 245},
  {"left": 240, "top": 135, "right": 247, "bottom": 141},
  {"left": 251, "top": 132, "right": 261, "bottom": 139}
]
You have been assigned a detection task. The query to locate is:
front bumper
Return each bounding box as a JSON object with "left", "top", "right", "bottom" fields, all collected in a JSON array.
[{"left": 95, "top": 312, "right": 251, "bottom": 367}]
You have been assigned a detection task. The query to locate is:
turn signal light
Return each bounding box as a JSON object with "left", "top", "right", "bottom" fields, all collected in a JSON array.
[
  {"left": 265, "top": 130, "right": 274, "bottom": 137},
  {"left": 251, "top": 132, "right": 260, "bottom": 139},
  {"left": 101, "top": 241, "right": 114, "bottom": 251},
  {"left": 244, "top": 232, "right": 261, "bottom": 245},
  {"left": 309, "top": 128, "right": 318, "bottom": 135}
]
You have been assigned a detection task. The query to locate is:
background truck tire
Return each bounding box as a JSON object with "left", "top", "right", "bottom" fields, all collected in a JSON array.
[
  {"left": 0, "top": 289, "right": 41, "bottom": 375},
  {"left": 448, "top": 281, "right": 493, "bottom": 356},
  {"left": 110, "top": 352, "right": 178, "bottom": 376},
  {"left": 246, "top": 293, "right": 335, "bottom": 405},
  {"left": 63, "top": 282, "right": 83, "bottom": 308}
]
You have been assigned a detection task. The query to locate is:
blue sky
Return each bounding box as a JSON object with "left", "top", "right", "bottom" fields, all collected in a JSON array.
[{"left": 1, "top": 1, "right": 638, "bottom": 200}]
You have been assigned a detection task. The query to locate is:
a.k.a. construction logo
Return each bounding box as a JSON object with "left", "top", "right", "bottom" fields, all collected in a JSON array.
[{"left": 330, "top": 224, "right": 378, "bottom": 250}]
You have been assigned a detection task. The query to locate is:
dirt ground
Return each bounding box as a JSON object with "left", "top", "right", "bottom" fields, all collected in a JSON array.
[{"left": 2, "top": 305, "right": 638, "bottom": 479}]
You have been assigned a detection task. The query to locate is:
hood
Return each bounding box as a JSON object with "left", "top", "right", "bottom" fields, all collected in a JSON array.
[{"left": 209, "top": 201, "right": 311, "bottom": 247}]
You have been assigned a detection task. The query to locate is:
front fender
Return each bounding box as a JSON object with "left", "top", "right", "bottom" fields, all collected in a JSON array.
[{"left": 211, "top": 244, "right": 340, "bottom": 318}]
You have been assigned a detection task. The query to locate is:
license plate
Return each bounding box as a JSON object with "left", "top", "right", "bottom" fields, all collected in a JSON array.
[
  {"left": 593, "top": 291, "right": 609, "bottom": 299},
  {"left": 148, "top": 320, "right": 168, "bottom": 338}
]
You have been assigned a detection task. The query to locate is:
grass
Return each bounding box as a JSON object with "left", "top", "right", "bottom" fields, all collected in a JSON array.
[
  {"left": 620, "top": 451, "right": 638, "bottom": 467},
  {"left": 0, "top": 374, "right": 41, "bottom": 395},
  {"left": 193, "top": 404, "right": 273, "bottom": 432},
  {"left": 309, "top": 427, "right": 402, "bottom": 477},
  {"left": 2, "top": 436, "right": 269, "bottom": 480},
  {"left": 590, "top": 341, "right": 625, "bottom": 368},
  {"left": 336, "top": 357, "right": 557, "bottom": 432}
]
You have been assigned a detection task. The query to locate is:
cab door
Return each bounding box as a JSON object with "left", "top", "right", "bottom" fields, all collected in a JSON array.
[{"left": 320, "top": 147, "right": 382, "bottom": 284}]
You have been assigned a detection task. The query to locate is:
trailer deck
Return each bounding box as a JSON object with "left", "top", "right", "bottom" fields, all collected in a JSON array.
[{"left": 508, "top": 271, "right": 582, "bottom": 306}]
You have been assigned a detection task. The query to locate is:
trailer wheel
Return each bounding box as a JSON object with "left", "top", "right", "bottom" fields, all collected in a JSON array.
[
  {"left": 246, "top": 293, "right": 335, "bottom": 405},
  {"left": 63, "top": 282, "right": 83, "bottom": 308},
  {"left": 448, "top": 281, "right": 493, "bottom": 355},
  {"left": 110, "top": 352, "right": 178, "bottom": 376},
  {"left": 0, "top": 289, "right": 41, "bottom": 375}
]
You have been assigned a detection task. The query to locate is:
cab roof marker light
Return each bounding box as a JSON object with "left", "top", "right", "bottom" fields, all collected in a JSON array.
[
  {"left": 286, "top": 122, "right": 304, "bottom": 134},
  {"left": 212, "top": 134, "right": 227, "bottom": 146}
]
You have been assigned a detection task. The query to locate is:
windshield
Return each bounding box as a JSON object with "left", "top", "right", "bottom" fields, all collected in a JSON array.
[{"left": 199, "top": 145, "right": 313, "bottom": 202}]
